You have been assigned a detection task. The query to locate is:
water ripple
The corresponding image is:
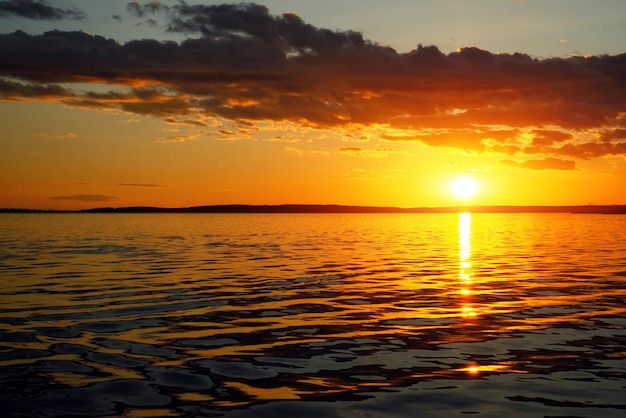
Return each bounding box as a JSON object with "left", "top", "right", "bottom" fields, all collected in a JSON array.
[{"left": 1, "top": 213, "right": 625, "bottom": 417}]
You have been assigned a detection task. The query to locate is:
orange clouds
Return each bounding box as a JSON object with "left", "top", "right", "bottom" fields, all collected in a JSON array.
[
  {"left": 501, "top": 158, "right": 577, "bottom": 171},
  {"left": 1, "top": 3, "right": 625, "bottom": 169}
]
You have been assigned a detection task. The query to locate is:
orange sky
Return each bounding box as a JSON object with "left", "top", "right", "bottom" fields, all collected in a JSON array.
[{"left": 1, "top": 1, "right": 625, "bottom": 209}]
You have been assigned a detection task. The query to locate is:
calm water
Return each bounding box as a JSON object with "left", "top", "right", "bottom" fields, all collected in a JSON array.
[{"left": 0, "top": 213, "right": 625, "bottom": 417}]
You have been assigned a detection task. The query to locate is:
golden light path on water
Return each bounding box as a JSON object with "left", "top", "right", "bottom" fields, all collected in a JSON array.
[
  {"left": 456, "top": 212, "right": 524, "bottom": 377},
  {"left": 458, "top": 212, "right": 474, "bottom": 318}
]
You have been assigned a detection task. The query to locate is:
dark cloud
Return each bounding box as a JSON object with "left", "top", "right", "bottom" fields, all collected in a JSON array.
[
  {"left": 530, "top": 130, "right": 573, "bottom": 146},
  {"left": 52, "top": 194, "right": 118, "bottom": 201},
  {"left": 127, "top": 1, "right": 169, "bottom": 18},
  {"left": 600, "top": 128, "right": 626, "bottom": 142},
  {"left": 0, "top": 0, "right": 84, "bottom": 20},
  {"left": 0, "top": 78, "right": 73, "bottom": 99},
  {"left": 0, "top": 3, "right": 625, "bottom": 160},
  {"left": 501, "top": 158, "right": 577, "bottom": 171},
  {"left": 556, "top": 141, "right": 626, "bottom": 160}
]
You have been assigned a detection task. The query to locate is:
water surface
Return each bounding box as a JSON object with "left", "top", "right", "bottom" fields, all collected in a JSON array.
[{"left": 1, "top": 213, "right": 625, "bottom": 417}]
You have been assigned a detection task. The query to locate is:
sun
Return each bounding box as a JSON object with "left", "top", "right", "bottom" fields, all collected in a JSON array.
[{"left": 449, "top": 175, "right": 480, "bottom": 201}]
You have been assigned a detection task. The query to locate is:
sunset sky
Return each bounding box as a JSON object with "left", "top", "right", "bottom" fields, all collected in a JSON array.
[{"left": 1, "top": 0, "right": 625, "bottom": 210}]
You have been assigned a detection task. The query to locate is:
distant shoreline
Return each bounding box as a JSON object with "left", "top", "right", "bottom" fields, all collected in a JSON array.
[{"left": 1, "top": 204, "right": 625, "bottom": 214}]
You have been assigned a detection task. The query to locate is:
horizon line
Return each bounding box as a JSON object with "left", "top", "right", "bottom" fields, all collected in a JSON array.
[{"left": 2, "top": 203, "right": 625, "bottom": 214}]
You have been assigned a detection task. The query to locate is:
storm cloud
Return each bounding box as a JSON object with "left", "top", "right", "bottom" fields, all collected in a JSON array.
[{"left": 1, "top": 2, "right": 625, "bottom": 166}]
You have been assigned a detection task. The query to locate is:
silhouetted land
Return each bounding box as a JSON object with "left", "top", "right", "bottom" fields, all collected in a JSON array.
[{"left": 1, "top": 204, "right": 625, "bottom": 214}]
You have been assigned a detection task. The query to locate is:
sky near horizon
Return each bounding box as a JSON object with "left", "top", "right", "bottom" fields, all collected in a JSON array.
[{"left": 1, "top": 0, "right": 625, "bottom": 209}]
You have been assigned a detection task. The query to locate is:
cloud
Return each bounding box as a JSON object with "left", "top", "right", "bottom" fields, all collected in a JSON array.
[
  {"left": 0, "top": 78, "right": 74, "bottom": 99},
  {"left": 381, "top": 130, "right": 518, "bottom": 153},
  {"left": 35, "top": 131, "right": 77, "bottom": 139},
  {"left": 338, "top": 147, "right": 399, "bottom": 158},
  {"left": 0, "top": 0, "right": 84, "bottom": 20},
  {"left": 157, "top": 132, "right": 202, "bottom": 142},
  {"left": 117, "top": 182, "right": 170, "bottom": 187},
  {"left": 530, "top": 129, "right": 573, "bottom": 146},
  {"left": 284, "top": 146, "right": 329, "bottom": 156},
  {"left": 52, "top": 194, "right": 119, "bottom": 201},
  {"left": 0, "top": 3, "right": 625, "bottom": 161},
  {"left": 599, "top": 128, "right": 626, "bottom": 142},
  {"left": 127, "top": 1, "right": 169, "bottom": 18},
  {"left": 164, "top": 117, "right": 207, "bottom": 126},
  {"left": 555, "top": 141, "right": 626, "bottom": 160},
  {"left": 501, "top": 158, "right": 577, "bottom": 170}
]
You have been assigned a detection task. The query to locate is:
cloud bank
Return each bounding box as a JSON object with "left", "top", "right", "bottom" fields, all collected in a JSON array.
[{"left": 1, "top": 2, "right": 625, "bottom": 168}]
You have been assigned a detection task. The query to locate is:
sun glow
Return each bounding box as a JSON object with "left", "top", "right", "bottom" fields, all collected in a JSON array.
[{"left": 449, "top": 175, "right": 480, "bottom": 201}]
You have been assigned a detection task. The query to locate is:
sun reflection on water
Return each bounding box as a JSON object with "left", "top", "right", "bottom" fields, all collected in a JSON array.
[
  {"left": 458, "top": 212, "right": 476, "bottom": 319},
  {"left": 461, "top": 363, "right": 525, "bottom": 375}
]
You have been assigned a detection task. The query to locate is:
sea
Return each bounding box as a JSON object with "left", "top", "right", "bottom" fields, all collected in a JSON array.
[{"left": 0, "top": 212, "right": 625, "bottom": 417}]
